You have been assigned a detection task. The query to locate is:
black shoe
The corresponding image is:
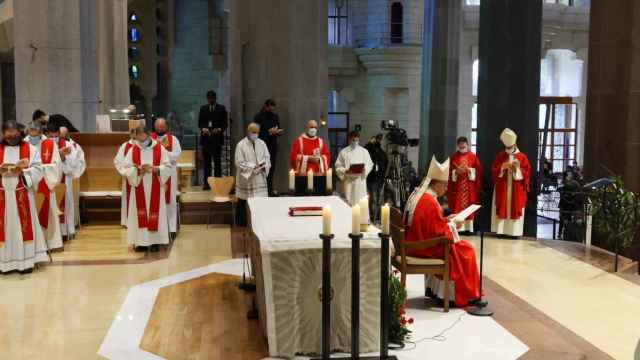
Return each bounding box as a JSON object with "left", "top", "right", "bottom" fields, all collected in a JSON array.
[
  {"left": 434, "top": 297, "right": 457, "bottom": 309},
  {"left": 150, "top": 244, "right": 160, "bottom": 252},
  {"left": 19, "top": 268, "right": 34, "bottom": 274},
  {"left": 425, "top": 287, "right": 438, "bottom": 299},
  {"left": 468, "top": 298, "right": 488, "bottom": 307},
  {"left": 170, "top": 232, "right": 177, "bottom": 240},
  {"left": 134, "top": 246, "right": 148, "bottom": 252}
]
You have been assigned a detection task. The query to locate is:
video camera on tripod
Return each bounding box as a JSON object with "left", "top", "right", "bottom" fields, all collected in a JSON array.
[
  {"left": 380, "top": 119, "right": 420, "bottom": 149},
  {"left": 378, "top": 120, "right": 419, "bottom": 209}
]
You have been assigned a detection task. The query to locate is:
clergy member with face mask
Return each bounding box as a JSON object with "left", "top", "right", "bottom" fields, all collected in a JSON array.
[
  {"left": 152, "top": 118, "right": 182, "bottom": 238},
  {"left": 447, "top": 137, "right": 482, "bottom": 234},
  {"left": 118, "top": 126, "right": 172, "bottom": 252},
  {"left": 289, "top": 120, "right": 331, "bottom": 195},
  {"left": 0, "top": 120, "right": 49, "bottom": 274},
  {"left": 234, "top": 122, "right": 270, "bottom": 226},
  {"left": 491, "top": 128, "right": 531, "bottom": 238},
  {"left": 334, "top": 131, "right": 373, "bottom": 206}
]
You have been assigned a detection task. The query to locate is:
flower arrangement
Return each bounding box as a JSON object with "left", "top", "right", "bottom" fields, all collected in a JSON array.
[{"left": 389, "top": 270, "right": 413, "bottom": 345}]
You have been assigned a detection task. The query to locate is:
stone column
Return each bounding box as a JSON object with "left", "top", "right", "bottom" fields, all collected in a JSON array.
[
  {"left": 584, "top": 0, "right": 640, "bottom": 192},
  {"left": 234, "top": 0, "right": 328, "bottom": 192},
  {"left": 421, "top": 0, "right": 462, "bottom": 166},
  {"left": 476, "top": 0, "right": 542, "bottom": 236}
]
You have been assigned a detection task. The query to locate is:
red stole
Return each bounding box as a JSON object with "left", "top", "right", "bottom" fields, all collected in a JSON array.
[
  {"left": 131, "top": 144, "right": 162, "bottom": 232},
  {"left": 491, "top": 150, "right": 531, "bottom": 220},
  {"left": 57, "top": 138, "right": 68, "bottom": 224},
  {"left": 37, "top": 139, "right": 56, "bottom": 228},
  {"left": 289, "top": 136, "right": 331, "bottom": 174},
  {"left": 151, "top": 133, "right": 172, "bottom": 204},
  {"left": 447, "top": 151, "right": 482, "bottom": 217},
  {"left": 0, "top": 142, "right": 34, "bottom": 243},
  {"left": 124, "top": 142, "right": 134, "bottom": 216}
]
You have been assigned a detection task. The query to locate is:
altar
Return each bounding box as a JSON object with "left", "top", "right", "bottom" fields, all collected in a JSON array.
[{"left": 248, "top": 196, "right": 381, "bottom": 358}]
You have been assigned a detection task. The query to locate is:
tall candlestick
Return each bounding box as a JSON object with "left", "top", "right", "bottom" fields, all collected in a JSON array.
[
  {"left": 322, "top": 205, "right": 332, "bottom": 236},
  {"left": 352, "top": 204, "right": 361, "bottom": 235},
  {"left": 381, "top": 203, "right": 390, "bottom": 235},
  {"left": 326, "top": 168, "right": 333, "bottom": 191},
  {"left": 289, "top": 169, "right": 295, "bottom": 191},
  {"left": 359, "top": 196, "right": 369, "bottom": 232},
  {"left": 307, "top": 169, "right": 314, "bottom": 191}
]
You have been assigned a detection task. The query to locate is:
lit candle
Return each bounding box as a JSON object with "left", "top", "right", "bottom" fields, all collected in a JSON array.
[
  {"left": 326, "top": 168, "right": 333, "bottom": 191},
  {"left": 352, "top": 204, "right": 361, "bottom": 235},
  {"left": 307, "top": 169, "right": 314, "bottom": 191},
  {"left": 322, "top": 205, "right": 332, "bottom": 236},
  {"left": 359, "top": 196, "right": 369, "bottom": 232},
  {"left": 381, "top": 203, "right": 390, "bottom": 235},
  {"left": 289, "top": 169, "right": 295, "bottom": 191}
]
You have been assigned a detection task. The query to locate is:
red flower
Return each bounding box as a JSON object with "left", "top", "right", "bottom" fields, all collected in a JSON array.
[
  {"left": 399, "top": 308, "right": 406, "bottom": 315},
  {"left": 401, "top": 318, "right": 407, "bottom": 325},
  {"left": 408, "top": 318, "right": 414, "bottom": 324}
]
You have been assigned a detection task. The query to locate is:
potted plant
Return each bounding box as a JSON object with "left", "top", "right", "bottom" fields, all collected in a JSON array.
[{"left": 388, "top": 270, "right": 413, "bottom": 346}]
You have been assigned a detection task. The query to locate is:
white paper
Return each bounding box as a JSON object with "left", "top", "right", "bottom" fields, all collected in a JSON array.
[{"left": 451, "top": 204, "right": 481, "bottom": 223}]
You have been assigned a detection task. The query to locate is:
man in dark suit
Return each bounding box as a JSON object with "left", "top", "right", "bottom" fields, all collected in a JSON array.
[
  {"left": 253, "top": 99, "right": 283, "bottom": 196},
  {"left": 198, "top": 90, "right": 228, "bottom": 189},
  {"left": 32, "top": 109, "right": 79, "bottom": 133}
]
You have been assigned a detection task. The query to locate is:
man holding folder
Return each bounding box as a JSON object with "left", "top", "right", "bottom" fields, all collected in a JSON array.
[{"left": 335, "top": 131, "right": 373, "bottom": 206}]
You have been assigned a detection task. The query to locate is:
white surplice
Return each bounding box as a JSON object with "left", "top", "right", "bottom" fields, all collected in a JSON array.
[
  {"left": 235, "top": 137, "right": 270, "bottom": 200},
  {"left": 59, "top": 139, "right": 85, "bottom": 237},
  {"left": 491, "top": 149, "right": 525, "bottom": 237},
  {"left": 157, "top": 134, "right": 182, "bottom": 233},
  {"left": 114, "top": 140, "right": 134, "bottom": 226},
  {"left": 26, "top": 135, "right": 63, "bottom": 250},
  {"left": 120, "top": 140, "right": 171, "bottom": 247},
  {"left": 0, "top": 143, "right": 49, "bottom": 272},
  {"left": 335, "top": 144, "right": 373, "bottom": 205}
]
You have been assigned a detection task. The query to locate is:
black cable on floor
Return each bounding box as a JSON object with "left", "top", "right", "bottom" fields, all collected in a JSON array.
[{"left": 398, "top": 312, "right": 467, "bottom": 352}]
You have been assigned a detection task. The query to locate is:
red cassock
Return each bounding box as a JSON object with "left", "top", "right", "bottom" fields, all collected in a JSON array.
[
  {"left": 491, "top": 151, "right": 531, "bottom": 220},
  {"left": 447, "top": 151, "right": 482, "bottom": 217},
  {"left": 289, "top": 135, "right": 331, "bottom": 174},
  {"left": 405, "top": 193, "right": 480, "bottom": 306}
]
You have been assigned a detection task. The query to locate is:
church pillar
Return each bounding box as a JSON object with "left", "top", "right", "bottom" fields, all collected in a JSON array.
[
  {"left": 234, "top": 0, "right": 328, "bottom": 192},
  {"left": 422, "top": 0, "right": 461, "bottom": 165},
  {"left": 476, "top": 0, "right": 542, "bottom": 236},
  {"left": 584, "top": 0, "right": 640, "bottom": 192}
]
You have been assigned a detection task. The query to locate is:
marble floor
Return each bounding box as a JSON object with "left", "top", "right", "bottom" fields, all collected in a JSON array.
[{"left": 0, "top": 224, "right": 638, "bottom": 359}]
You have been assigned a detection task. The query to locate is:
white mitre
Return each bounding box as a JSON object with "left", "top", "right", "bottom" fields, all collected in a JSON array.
[
  {"left": 500, "top": 128, "right": 517, "bottom": 147},
  {"left": 404, "top": 156, "right": 450, "bottom": 225}
]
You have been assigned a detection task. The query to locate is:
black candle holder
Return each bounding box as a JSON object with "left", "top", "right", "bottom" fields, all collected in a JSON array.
[
  {"left": 377, "top": 232, "right": 398, "bottom": 360},
  {"left": 319, "top": 233, "right": 334, "bottom": 360},
  {"left": 348, "top": 232, "right": 363, "bottom": 358}
]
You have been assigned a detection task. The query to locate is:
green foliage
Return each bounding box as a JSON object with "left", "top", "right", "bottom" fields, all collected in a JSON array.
[
  {"left": 590, "top": 176, "right": 640, "bottom": 249},
  {"left": 389, "top": 271, "right": 413, "bottom": 345}
]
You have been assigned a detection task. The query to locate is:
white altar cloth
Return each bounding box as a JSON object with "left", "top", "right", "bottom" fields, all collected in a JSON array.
[{"left": 248, "top": 196, "right": 381, "bottom": 358}]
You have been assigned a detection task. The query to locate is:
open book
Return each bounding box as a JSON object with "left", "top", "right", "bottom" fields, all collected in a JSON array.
[{"left": 448, "top": 204, "right": 481, "bottom": 243}]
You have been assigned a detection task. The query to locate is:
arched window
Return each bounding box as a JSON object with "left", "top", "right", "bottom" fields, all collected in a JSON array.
[
  {"left": 390, "top": 2, "right": 403, "bottom": 44},
  {"left": 129, "top": 27, "right": 140, "bottom": 42},
  {"left": 129, "top": 12, "right": 138, "bottom": 22},
  {"left": 129, "top": 64, "right": 141, "bottom": 80}
]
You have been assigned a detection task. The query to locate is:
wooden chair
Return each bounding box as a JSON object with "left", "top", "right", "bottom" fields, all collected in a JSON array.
[
  {"left": 390, "top": 207, "right": 451, "bottom": 312},
  {"left": 207, "top": 176, "right": 236, "bottom": 228}
]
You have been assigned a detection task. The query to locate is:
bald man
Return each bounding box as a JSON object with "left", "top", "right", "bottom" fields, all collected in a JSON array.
[
  {"left": 235, "top": 122, "right": 270, "bottom": 225},
  {"left": 289, "top": 120, "right": 331, "bottom": 195},
  {"left": 152, "top": 118, "right": 182, "bottom": 237}
]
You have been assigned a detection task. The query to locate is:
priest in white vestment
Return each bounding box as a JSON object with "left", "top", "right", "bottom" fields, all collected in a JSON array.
[
  {"left": 152, "top": 118, "right": 182, "bottom": 236},
  {"left": 235, "top": 123, "right": 270, "bottom": 226},
  {"left": 335, "top": 131, "right": 373, "bottom": 206},
  {"left": 0, "top": 120, "right": 49, "bottom": 273},
  {"left": 114, "top": 131, "right": 136, "bottom": 227},
  {"left": 119, "top": 127, "right": 171, "bottom": 251},
  {"left": 25, "top": 123, "right": 63, "bottom": 250},
  {"left": 59, "top": 126, "right": 85, "bottom": 238},
  {"left": 491, "top": 128, "right": 532, "bottom": 237}
]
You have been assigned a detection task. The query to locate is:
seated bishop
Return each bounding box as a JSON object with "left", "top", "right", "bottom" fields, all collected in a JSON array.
[
  {"left": 118, "top": 126, "right": 172, "bottom": 251},
  {"left": 59, "top": 126, "right": 86, "bottom": 239},
  {"left": 404, "top": 156, "right": 481, "bottom": 307},
  {"left": 289, "top": 120, "right": 331, "bottom": 195},
  {"left": 25, "top": 122, "right": 63, "bottom": 251},
  {"left": 0, "top": 120, "right": 49, "bottom": 274}
]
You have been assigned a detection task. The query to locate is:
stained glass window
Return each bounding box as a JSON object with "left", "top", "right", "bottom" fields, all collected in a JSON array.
[
  {"left": 130, "top": 12, "right": 138, "bottom": 22},
  {"left": 128, "top": 46, "right": 140, "bottom": 60},
  {"left": 129, "top": 64, "right": 141, "bottom": 80},
  {"left": 129, "top": 27, "right": 140, "bottom": 42}
]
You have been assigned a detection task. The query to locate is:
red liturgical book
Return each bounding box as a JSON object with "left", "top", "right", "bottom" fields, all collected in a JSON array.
[
  {"left": 348, "top": 163, "right": 365, "bottom": 174},
  {"left": 289, "top": 206, "right": 323, "bottom": 217}
]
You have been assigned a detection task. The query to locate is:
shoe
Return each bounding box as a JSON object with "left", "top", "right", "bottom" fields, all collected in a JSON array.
[
  {"left": 134, "top": 246, "right": 148, "bottom": 252},
  {"left": 19, "top": 268, "right": 34, "bottom": 274},
  {"left": 434, "top": 297, "right": 457, "bottom": 309},
  {"left": 425, "top": 287, "right": 438, "bottom": 299},
  {"left": 468, "top": 298, "right": 488, "bottom": 307},
  {"left": 150, "top": 244, "right": 160, "bottom": 252}
]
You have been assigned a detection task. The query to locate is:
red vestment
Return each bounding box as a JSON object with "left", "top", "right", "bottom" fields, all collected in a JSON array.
[
  {"left": 405, "top": 193, "right": 480, "bottom": 306},
  {"left": 447, "top": 151, "right": 482, "bottom": 217},
  {"left": 491, "top": 151, "right": 530, "bottom": 220},
  {"left": 151, "top": 133, "right": 173, "bottom": 204},
  {"left": 0, "top": 142, "right": 34, "bottom": 243},
  {"left": 37, "top": 139, "right": 56, "bottom": 228},
  {"left": 289, "top": 134, "right": 331, "bottom": 175}
]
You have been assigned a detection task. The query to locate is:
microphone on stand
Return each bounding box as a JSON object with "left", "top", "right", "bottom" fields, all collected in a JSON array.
[{"left": 467, "top": 230, "right": 493, "bottom": 317}]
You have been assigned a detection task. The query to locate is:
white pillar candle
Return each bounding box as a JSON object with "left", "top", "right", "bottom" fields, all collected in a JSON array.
[
  {"left": 307, "top": 169, "right": 314, "bottom": 191},
  {"left": 326, "top": 168, "right": 333, "bottom": 191},
  {"left": 381, "top": 203, "right": 390, "bottom": 235},
  {"left": 322, "top": 205, "right": 332, "bottom": 236},
  {"left": 352, "top": 204, "right": 361, "bottom": 235},
  {"left": 289, "top": 169, "right": 295, "bottom": 191},
  {"left": 359, "top": 196, "right": 369, "bottom": 225}
]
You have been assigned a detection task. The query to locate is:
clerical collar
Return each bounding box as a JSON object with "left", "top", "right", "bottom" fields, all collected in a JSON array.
[
  {"left": 505, "top": 146, "right": 518, "bottom": 155},
  {"left": 426, "top": 188, "right": 438, "bottom": 198}
]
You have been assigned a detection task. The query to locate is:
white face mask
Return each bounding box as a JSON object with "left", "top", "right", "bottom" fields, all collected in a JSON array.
[
  {"left": 351, "top": 139, "right": 359, "bottom": 148},
  {"left": 248, "top": 133, "right": 258, "bottom": 142},
  {"left": 137, "top": 138, "right": 151, "bottom": 147},
  {"left": 458, "top": 146, "right": 468, "bottom": 154},
  {"left": 307, "top": 128, "right": 318, "bottom": 137},
  {"left": 30, "top": 136, "right": 41, "bottom": 145}
]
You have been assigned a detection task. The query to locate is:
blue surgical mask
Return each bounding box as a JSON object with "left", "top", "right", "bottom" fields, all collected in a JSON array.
[
  {"left": 51, "top": 136, "right": 59, "bottom": 143},
  {"left": 30, "top": 136, "right": 41, "bottom": 145}
]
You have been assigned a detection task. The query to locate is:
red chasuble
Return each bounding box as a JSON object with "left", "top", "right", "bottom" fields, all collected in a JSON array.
[
  {"left": 491, "top": 151, "right": 531, "bottom": 220},
  {"left": 131, "top": 144, "right": 162, "bottom": 232},
  {"left": 405, "top": 193, "right": 480, "bottom": 306},
  {"left": 37, "top": 139, "right": 56, "bottom": 228},
  {"left": 289, "top": 135, "right": 331, "bottom": 175},
  {"left": 151, "top": 133, "right": 172, "bottom": 204},
  {"left": 0, "top": 142, "right": 34, "bottom": 243},
  {"left": 447, "top": 151, "right": 482, "bottom": 217}
]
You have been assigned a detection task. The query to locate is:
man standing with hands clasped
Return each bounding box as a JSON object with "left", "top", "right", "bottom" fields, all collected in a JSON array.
[
  {"left": 198, "top": 90, "right": 228, "bottom": 189},
  {"left": 254, "top": 99, "right": 283, "bottom": 196},
  {"left": 235, "top": 123, "right": 270, "bottom": 226}
]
